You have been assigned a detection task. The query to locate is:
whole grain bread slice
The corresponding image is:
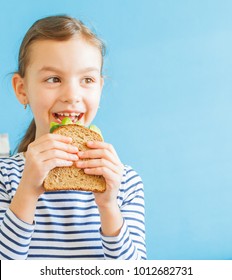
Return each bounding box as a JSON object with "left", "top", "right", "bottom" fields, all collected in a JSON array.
[{"left": 44, "top": 124, "right": 106, "bottom": 192}]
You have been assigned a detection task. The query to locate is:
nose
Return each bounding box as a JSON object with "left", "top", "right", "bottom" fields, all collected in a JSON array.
[{"left": 60, "top": 80, "right": 82, "bottom": 104}]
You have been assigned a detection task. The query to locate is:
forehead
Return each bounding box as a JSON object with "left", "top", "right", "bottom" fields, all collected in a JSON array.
[{"left": 27, "top": 38, "right": 102, "bottom": 72}]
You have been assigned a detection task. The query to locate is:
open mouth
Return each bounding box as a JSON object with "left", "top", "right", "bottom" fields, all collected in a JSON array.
[{"left": 52, "top": 112, "right": 84, "bottom": 123}]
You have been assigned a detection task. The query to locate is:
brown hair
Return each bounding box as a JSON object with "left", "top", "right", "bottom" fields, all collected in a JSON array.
[{"left": 16, "top": 15, "right": 106, "bottom": 153}]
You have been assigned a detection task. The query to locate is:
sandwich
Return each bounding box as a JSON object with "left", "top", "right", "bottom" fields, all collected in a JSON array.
[{"left": 43, "top": 118, "right": 106, "bottom": 192}]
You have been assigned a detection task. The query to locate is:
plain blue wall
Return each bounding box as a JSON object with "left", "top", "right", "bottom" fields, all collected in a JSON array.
[{"left": 1, "top": 0, "right": 232, "bottom": 260}]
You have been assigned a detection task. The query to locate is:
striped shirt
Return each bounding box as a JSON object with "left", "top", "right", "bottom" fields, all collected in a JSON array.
[{"left": 0, "top": 153, "right": 146, "bottom": 260}]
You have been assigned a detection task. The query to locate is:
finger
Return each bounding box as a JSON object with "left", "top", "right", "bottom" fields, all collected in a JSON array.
[
  {"left": 31, "top": 133, "right": 73, "bottom": 147},
  {"left": 76, "top": 158, "right": 121, "bottom": 175},
  {"left": 83, "top": 166, "right": 119, "bottom": 181},
  {"left": 44, "top": 158, "right": 74, "bottom": 172},
  {"left": 28, "top": 138, "right": 78, "bottom": 156},
  {"left": 86, "top": 141, "right": 121, "bottom": 162},
  {"left": 41, "top": 149, "right": 79, "bottom": 162},
  {"left": 39, "top": 140, "right": 78, "bottom": 154},
  {"left": 78, "top": 148, "right": 112, "bottom": 161},
  {"left": 78, "top": 148, "right": 121, "bottom": 168}
]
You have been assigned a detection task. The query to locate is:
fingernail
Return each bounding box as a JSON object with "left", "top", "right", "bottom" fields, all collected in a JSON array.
[{"left": 87, "top": 141, "right": 93, "bottom": 146}]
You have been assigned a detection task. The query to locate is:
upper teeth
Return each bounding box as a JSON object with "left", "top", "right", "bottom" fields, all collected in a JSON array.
[{"left": 57, "top": 113, "right": 80, "bottom": 117}]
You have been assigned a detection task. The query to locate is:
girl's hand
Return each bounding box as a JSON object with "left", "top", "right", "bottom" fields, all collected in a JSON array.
[
  {"left": 76, "top": 141, "right": 124, "bottom": 208},
  {"left": 21, "top": 133, "right": 79, "bottom": 198}
]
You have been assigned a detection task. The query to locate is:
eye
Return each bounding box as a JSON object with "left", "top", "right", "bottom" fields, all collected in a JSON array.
[
  {"left": 82, "top": 77, "right": 95, "bottom": 84},
  {"left": 46, "top": 77, "right": 61, "bottom": 83}
]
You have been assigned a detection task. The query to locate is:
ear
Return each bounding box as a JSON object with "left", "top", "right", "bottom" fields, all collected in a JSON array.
[{"left": 12, "top": 73, "right": 28, "bottom": 105}]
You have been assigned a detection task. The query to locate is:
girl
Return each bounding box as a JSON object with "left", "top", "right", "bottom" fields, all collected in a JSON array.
[{"left": 0, "top": 15, "right": 146, "bottom": 259}]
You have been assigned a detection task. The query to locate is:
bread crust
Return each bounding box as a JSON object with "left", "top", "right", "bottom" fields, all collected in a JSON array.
[{"left": 43, "top": 124, "right": 106, "bottom": 192}]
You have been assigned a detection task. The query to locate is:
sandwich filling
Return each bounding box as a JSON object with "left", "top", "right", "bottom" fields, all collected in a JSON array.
[{"left": 50, "top": 117, "right": 103, "bottom": 139}]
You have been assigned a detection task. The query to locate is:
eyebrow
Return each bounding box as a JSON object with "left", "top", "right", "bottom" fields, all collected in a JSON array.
[{"left": 38, "top": 66, "right": 100, "bottom": 74}]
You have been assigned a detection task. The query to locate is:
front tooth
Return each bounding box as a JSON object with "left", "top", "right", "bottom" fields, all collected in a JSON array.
[
  {"left": 70, "top": 113, "right": 76, "bottom": 116},
  {"left": 64, "top": 113, "right": 70, "bottom": 117}
]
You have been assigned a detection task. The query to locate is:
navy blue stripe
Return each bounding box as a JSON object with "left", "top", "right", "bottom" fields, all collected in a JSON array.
[
  {"left": 35, "top": 213, "right": 99, "bottom": 219},
  {"left": 1, "top": 164, "right": 24, "bottom": 171},
  {"left": 122, "top": 181, "right": 143, "bottom": 193},
  {"left": 34, "top": 229, "right": 99, "bottom": 234},
  {"left": 36, "top": 205, "right": 98, "bottom": 211},
  {"left": 137, "top": 248, "right": 147, "bottom": 256},
  {"left": 123, "top": 202, "right": 144, "bottom": 208},
  {"left": 0, "top": 172, "right": 22, "bottom": 179},
  {"left": 121, "top": 174, "right": 140, "bottom": 185},
  {"left": 104, "top": 239, "right": 134, "bottom": 259},
  {"left": 8, "top": 187, "right": 17, "bottom": 193},
  {"left": 5, "top": 212, "right": 34, "bottom": 233},
  {"left": 126, "top": 245, "right": 137, "bottom": 260},
  {"left": 0, "top": 160, "right": 24, "bottom": 168},
  {"left": 131, "top": 236, "right": 146, "bottom": 245},
  {"left": 0, "top": 229, "right": 30, "bottom": 247},
  {"left": 117, "top": 195, "right": 123, "bottom": 201},
  {"left": 0, "top": 185, "right": 16, "bottom": 197},
  {"left": 130, "top": 231, "right": 146, "bottom": 239},
  {"left": 38, "top": 197, "right": 95, "bottom": 203},
  {"left": 118, "top": 188, "right": 144, "bottom": 202},
  {"left": 32, "top": 237, "right": 101, "bottom": 243},
  {"left": 102, "top": 236, "right": 130, "bottom": 252},
  {"left": 124, "top": 217, "right": 145, "bottom": 226},
  {"left": 0, "top": 199, "right": 10, "bottom": 204},
  {"left": 121, "top": 192, "right": 144, "bottom": 205},
  {"left": 124, "top": 190, "right": 144, "bottom": 199},
  {"left": 128, "top": 225, "right": 145, "bottom": 234},
  {"left": 121, "top": 209, "right": 145, "bottom": 217},
  {"left": 4, "top": 179, "right": 20, "bottom": 186},
  {"left": 2, "top": 220, "right": 32, "bottom": 240},
  {"left": 0, "top": 239, "right": 28, "bottom": 256},
  {"left": 0, "top": 157, "right": 24, "bottom": 163},
  {"left": 45, "top": 190, "right": 92, "bottom": 196},
  {"left": 28, "top": 254, "right": 104, "bottom": 259},
  {"left": 36, "top": 221, "right": 100, "bottom": 226},
  {"left": 0, "top": 250, "right": 14, "bottom": 260},
  {"left": 30, "top": 245, "right": 102, "bottom": 251},
  {"left": 125, "top": 167, "right": 134, "bottom": 175}
]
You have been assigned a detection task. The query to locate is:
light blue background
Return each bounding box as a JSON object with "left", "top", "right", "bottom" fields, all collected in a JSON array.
[{"left": 0, "top": 0, "right": 232, "bottom": 260}]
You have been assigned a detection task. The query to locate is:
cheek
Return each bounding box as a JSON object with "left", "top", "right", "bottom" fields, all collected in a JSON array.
[
  {"left": 91, "top": 96, "right": 101, "bottom": 112},
  {"left": 86, "top": 89, "right": 101, "bottom": 106},
  {"left": 27, "top": 87, "right": 53, "bottom": 108},
  {"left": 84, "top": 95, "right": 101, "bottom": 124},
  {"left": 29, "top": 97, "right": 46, "bottom": 113},
  {"left": 28, "top": 94, "right": 53, "bottom": 123}
]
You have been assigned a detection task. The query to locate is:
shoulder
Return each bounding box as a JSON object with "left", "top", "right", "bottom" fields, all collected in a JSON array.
[
  {"left": 122, "top": 165, "right": 143, "bottom": 184},
  {"left": 120, "top": 165, "right": 144, "bottom": 194},
  {"left": 117, "top": 165, "right": 144, "bottom": 208}
]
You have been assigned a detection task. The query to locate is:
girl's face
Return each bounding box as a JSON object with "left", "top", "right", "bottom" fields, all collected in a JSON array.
[{"left": 18, "top": 37, "right": 104, "bottom": 139}]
